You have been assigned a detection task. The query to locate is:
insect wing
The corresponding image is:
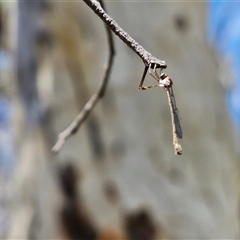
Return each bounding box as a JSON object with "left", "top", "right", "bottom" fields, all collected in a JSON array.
[{"left": 168, "top": 87, "right": 183, "bottom": 139}]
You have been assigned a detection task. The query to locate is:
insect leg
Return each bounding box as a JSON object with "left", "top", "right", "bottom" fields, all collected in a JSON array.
[
  {"left": 148, "top": 64, "right": 159, "bottom": 82},
  {"left": 153, "top": 63, "right": 160, "bottom": 80},
  {"left": 139, "top": 66, "right": 148, "bottom": 90},
  {"left": 139, "top": 84, "right": 159, "bottom": 90}
]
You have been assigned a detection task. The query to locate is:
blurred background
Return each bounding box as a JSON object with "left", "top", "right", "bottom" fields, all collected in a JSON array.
[{"left": 0, "top": 0, "right": 240, "bottom": 239}]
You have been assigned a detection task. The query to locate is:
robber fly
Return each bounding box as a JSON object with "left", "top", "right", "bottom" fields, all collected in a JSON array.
[{"left": 139, "top": 63, "right": 183, "bottom": 155}]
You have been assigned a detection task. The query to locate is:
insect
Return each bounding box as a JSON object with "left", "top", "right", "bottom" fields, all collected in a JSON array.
[{"left": 139, "top": 63, "right": 183, "bottom": 155}]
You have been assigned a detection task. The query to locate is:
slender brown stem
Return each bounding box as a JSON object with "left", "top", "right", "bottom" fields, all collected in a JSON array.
[
  {"left": 83, "top": 0, "right": 166, "bottom": 69},
  {"left": 52, "top": 0, "right": 115, "bottom": 153}
]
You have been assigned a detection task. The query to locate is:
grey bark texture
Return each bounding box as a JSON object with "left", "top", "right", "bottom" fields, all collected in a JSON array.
[{"left": 1, "top": 1, "right": 239, "bottom": 239}]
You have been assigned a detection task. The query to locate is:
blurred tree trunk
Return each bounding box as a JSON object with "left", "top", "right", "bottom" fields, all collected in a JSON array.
[
  {"left": 8, "top": 1, "right": 53, "bottom": 238},
  {"left": 5, "top": 1, "right": 240, "bottom": 239}
]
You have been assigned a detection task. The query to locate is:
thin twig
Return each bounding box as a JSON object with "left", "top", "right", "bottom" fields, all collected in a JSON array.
[
  {"left": 98, "top": 0, "right": 115, "bottom": 97},
  {"left": 82, "top": 0, "right": 167, "bottom": 69},
  {"left": 52, "top": 0, "right": 115, "bottom": 153}
]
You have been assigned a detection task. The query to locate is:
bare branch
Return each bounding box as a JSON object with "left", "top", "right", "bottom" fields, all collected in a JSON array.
[
  {"left": 52, "top": 0, "right": 115, "bottom": 154},
  {"left": 98, "top": 0, "right": 115, "bottom": 98},
  {"left": 83, "top": 0, "right": 167, "bottom": 70}
]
